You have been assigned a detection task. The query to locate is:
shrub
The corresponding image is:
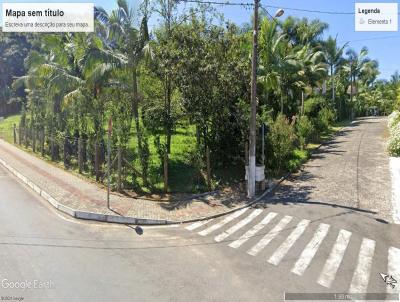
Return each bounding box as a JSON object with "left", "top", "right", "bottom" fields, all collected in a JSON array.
[
  {"left": 316, "top": 107, "right": 336, "bottom": 133},
  {"left": 296, "top": 115, "right": 314, "bottom": 149},
  {"left": 267, "top": 114, "right": 297, "bottom": 172},
  {"left": 388, "top": 110, "right": 400, "bottom": 131},
  {"left": 388, "top": 122, "right": 400, "bottom": 157},
  {"left": 303, "top": 96, "right": 328, "bottom": 118},
  {"left": 303, "top": 96, "right": 335, "bottom": 136}
]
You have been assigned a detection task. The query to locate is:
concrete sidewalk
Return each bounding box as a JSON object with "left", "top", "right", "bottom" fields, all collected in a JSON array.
[{"left": 0, "top": 138, "right": 250, "bottom": 224}]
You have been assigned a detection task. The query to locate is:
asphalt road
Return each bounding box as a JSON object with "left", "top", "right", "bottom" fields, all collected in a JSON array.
[
  {"left": 0, "top": 117, "right": 399, "bottom": 302},
  {"left": 0, "top": 164, "right": 261, "bottom": 302}
]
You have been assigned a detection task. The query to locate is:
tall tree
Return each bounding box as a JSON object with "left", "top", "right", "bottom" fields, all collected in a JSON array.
[
  {"left": 95, "top": 0, "right": 151, "bottom": 184},
  {"left": 323, "top": 35, "right": 347, "bottom": 104},
  {"left": 344, "top": 47, "right": 378, "bottom": 117}
]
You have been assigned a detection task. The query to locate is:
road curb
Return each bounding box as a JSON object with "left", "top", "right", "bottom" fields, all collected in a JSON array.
[
  {"left": 0, "top": 151, "right": 286, "bottom": 225},
  {"left": 0, "top": 155, "right": 175, "bottom": 225},
  {"left": 0, "top": 129, "right": 313, "bottom": 225}
]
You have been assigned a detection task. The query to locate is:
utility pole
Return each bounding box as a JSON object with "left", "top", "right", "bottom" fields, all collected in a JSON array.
[{"left": 248, "top": 0, "right": 260, "bottom": 198}]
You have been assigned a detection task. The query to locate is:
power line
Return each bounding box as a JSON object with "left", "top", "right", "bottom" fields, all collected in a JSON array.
[
  {"left": 340, "top": 35, "right": 400, "bottom": 44},
  {"left": 260, "top": 5, "right": 278, "bottom": 22},
  {"left": 179, "top": 0, "right": 253, "bottom": 7},
  {"left": 178, "top": 0, "right": 400, "bottom": 46},
  {"left": 262, "top": 4, "right": 354, "bottom": 15},
  {"left": 179, "top": 0, "right": 355, "bottom": 14},
  {"left": 180, "top": 0, "right": 400, "bottom": 16}
]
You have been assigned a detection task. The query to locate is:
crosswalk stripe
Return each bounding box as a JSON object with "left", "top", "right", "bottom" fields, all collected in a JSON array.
[
  {"left": 291, "top": 223, "right": 330, "bottom": 276},
  {"left": 317, "top": 229, "right": 352, "bottom": 288},
  {"left": 198, "top": 208, "right": 249, "bottom": 236},
  {"left": 186, "top": 219, "right": 213, "bottom": 231},
  {"left": 268, "top": 219, "right": 310, "bottom": 266},
  {"left": 387, "top": 247, "right": 400, "bottom": 294},
  {"left": 214, "top": 209, "right": 263, "bottom": 242},
  {"left": 349, "top": 238, "right": 376, "bottom": 293},
  {"left": 247, "top": 215, "right": 293, "bottom": 257},
  {"left": 229, "top": 212, "right": 278, "bottom": 249}
]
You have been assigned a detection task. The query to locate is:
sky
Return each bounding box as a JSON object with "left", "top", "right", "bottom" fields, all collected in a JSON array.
[{"left": 1, "top": 0, "right": 400, "bottom": 80}]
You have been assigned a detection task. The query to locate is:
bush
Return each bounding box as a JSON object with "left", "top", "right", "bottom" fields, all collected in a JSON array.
[
  {"left": 388, "top": 111, "right": 400, "bottom": 131},
  {"left": 316, "top": 107, "right": 336, "bottom": 133},
  {"left": 303, "top": 96, "right": 328, "bottom": 118},
  {"left": 267, "top": 114, "right": 297, "bottom": 172},
  {"left": 388, "top": 122, "right": 400, "bottom": 157},
  {"left": 303, "top": 96, "right": 335, "bottom": 136},
  {"left": 296, "top": 115, "right": 314, "bottom": 149}
]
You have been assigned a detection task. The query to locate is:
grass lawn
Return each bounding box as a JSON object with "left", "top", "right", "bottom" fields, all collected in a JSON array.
[
  {"left": 0, "top": 113, "right": 350, "bottom": 194},
  {"left": 0, "top": 114, "right": 208, "bottom": 193},
  {"left": 0, "top": 115, "right": 21, "bottom": 143},
  {"left": 125, "top": 123, "right": 200, "bottom": 193}
]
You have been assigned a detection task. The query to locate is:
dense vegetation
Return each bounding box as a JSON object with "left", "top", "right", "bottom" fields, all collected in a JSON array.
[
  {"left": 0, "top": 33, "right": 31, "bottom": 115},
  {"left": 1, "top": 0, "right": 399, "bottom": 193},
  {"left": 388, "top": 111, "right": 400, "bottom": 157}
]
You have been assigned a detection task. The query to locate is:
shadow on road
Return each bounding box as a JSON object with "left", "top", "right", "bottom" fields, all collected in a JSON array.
[{"left": 259, "top": 119, "right": 391, "bottom": 225}]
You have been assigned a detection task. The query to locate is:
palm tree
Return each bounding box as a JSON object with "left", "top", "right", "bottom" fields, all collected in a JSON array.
[
  {"left": 359, "top": 60, "right": 379, "bottom": 86},
  {"left": 95, "top": 0, "right": 151, "bottom": 185},
  {"left": 263, "top": 17, "right": 328, "bottom": 115},
  {"left": 391, "top": 71, "right": 400, "bottom": 85},
  {"left": 297, "top": 44, "right": 328, "bottom": 90},
  {"left": 95, "top": 0, "right": 149, "bottom": 121},
  {"left": 259, "top": 18, "right": 310, "bottom": 115},
  {"left": 281, "top": 17, "right": 328, "bottom": 46},
  {"left": 258, "top": 18, "right": 286, "bottom": 109},
  {"left": 323, "top": 35, "right": 347, "bottom": 104},
  {"left": 17, "top": 31, "right": 126, "bottom": 173},
  {"left": 15, "top": 34, "right": 88, "bottom": 160},
  {"left": 344, "top": 47, "right": 377, "bottom": 118}
]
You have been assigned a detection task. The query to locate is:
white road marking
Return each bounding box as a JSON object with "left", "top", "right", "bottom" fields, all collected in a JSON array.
[
  {"left": 247, "top": 215, "right": 293, "bottom": 256},
  {"left": 349, "top": 238, "right": 376, "bottom": 293},
  {"left": 198, "top": 208, "right": 248, "bottom": 236},
  {"left": 229, "top": 212, "right": 278, "bottom": 249},
  {"left": 268, "top": 219, "right": 310, "bottom": 266},
  {"left": 185, "top": 219, "right": 213, "bottom": 231},
  {"left": 291, "top": 223, "right": 330, "bottom": 276},
  {"left": 214, "top": 209, "right": 263, "bottom": 242},
  {"left": 388, "top": 247, "right": 400, "bottom": 294},
  {"left": 317, "top": 229, "right": 352, "bottom": 288}
]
